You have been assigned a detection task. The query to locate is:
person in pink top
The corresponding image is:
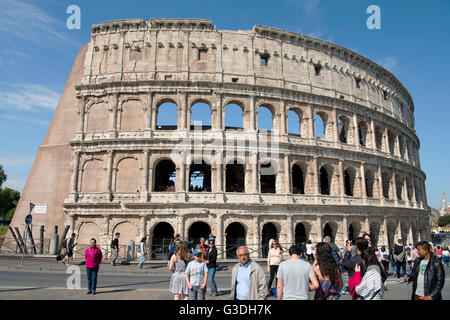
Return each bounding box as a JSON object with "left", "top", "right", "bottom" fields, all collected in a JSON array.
[
  {"left": 266, "top": 239, "right": 283, "bottom": 296},
  {"left": 85, "top": 238, "right": 103, "bottom": 295}
]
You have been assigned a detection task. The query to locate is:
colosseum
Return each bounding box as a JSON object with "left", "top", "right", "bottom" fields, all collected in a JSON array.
[{"left": 7, "top": 18, "right": 430, "bottom": 259}]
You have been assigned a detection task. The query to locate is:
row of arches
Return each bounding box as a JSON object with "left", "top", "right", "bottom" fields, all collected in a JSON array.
[
  {"left": 75, "top": 218, "right": 422, "bottom": 259},
  {"left": 82, "top": 97, "right": 418, "bottom": 164},
  {"left": 78, "top": 154, "right": 423, "bottom": 203}
]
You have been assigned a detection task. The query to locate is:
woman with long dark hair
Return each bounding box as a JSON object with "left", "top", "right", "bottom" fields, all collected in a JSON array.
[
  {"left": 313, "top": 242, "right": 343, "bottom": 300},
  {"left": 352, "top": 247, "right": 387, "bottom": 300}
]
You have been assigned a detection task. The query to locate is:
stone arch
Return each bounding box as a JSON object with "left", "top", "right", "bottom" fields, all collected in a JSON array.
[
  {"left": 225, "top": 102, "right": 244, "bottom": 130},
  {"left": 365, "top": 169, "right": 376, "bottom": 198},
  {"left": 387, "top": 221, "right": 397, "bottom": 247},
  {"left": 338, "top": 115, "right": 352, "bottom": 144},
  {"left": 151, "top": 221, "right": 175, "bottom": 259},
  {"left": 323, "top": 221, "right": 338, "bottom": 243},
  {"left": 294, "top": 222, "right": 307, "bottom": 245},
  {"left": 187, "top": 221, "right": 212, "bottom": 245},
  {"left": 189, "top": 160, "right": 211, "bottom": 192},
  {"left": 314, "top": 111, "right": 328, "bottom": 139},
  {"left": 110, "top": 221, "right": 139, "bottom": 258},
  {"left": 153, "top": 158, "right": 176, "bottom": 192},
  {"left": 381, "top": 170, "right": 392, "bottom": 199},
  {"left": 257, "top": 103, "right": 275, "bottom": 131},
  {"left": 348, "top": 221, "right": 361, "bottom": 241},
  {"left": 225, "top": 222, "right": 247, "bottom": 258},
  {"left": 358, "top": 121, "right": 370, "bottom": 147},
  {"left": 287, "top": 109, "right": 302, "bottom": 135},
  {"left": 156, "top": 99, "right": 178, "bottom": 130},
  {"left": 114, "top": 156, "right": 142, "bottom": 193},
  {"left": 395, "top": 174, "right": 404, "bottom": 201},
  {"left": 86, "top": 101, "right": 109, "bottom": 133},
  {"left": 387, "top": 129, "right": 396, "bottom": 154},
  {"left": 260, "top": 159, "right": 278, "bottom": 194},
  {"left": 343, "top": 166, "right": 357, "bottom": 197},
  {"left": 261, "top": 221, "right": 280, "bottom": 258},
  {"left": 291, "top": 163, "right": 305, "bottom": 194},
  {"left": 370, "top": 222, "right": 380, "bottom": 247},
  {"left": 225, "top": 159, "right": 245, "bottom": 193},
  {"left": 319, "top": 164, "right": 335, "bottom": 196},
  {"left": 77, "top": 221, "right": 100, "bottom": 246},
  {"left": 118, "top": 98, "right": 146, "bottom": 131},
  {"left": 374, "top": 125, "right": 384, "bottom": 150},
  {"left": 190, "top": 101, "right": 212, "bottom": 130},
  {"left": 80, "top": 157, "right": 107, "bottom": 193}
]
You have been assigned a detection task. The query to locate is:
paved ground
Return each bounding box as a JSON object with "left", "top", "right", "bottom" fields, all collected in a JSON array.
[{"left": 0, "top": 256, "right": 448, "bottom": 300}]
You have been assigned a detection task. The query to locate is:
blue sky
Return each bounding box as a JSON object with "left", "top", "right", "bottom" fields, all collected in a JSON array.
[{"left": 0, "top": 0, "right": 449, "bottom": 210}]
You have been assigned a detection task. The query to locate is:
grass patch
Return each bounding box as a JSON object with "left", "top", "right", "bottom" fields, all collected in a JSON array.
[{"left": 0, "top": 225, "right": 8, "bottom": 239}]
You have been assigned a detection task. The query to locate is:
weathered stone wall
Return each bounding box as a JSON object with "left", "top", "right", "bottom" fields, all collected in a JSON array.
[{"left": 6, "top": 19, "right": 429, "bottom": 258}]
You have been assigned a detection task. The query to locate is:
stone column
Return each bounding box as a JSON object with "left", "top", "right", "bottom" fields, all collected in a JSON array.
[
  {"left": 392, "top": 171, "right": 398, "bottom": 202},
  {"left": 111, "top": 93, "right": 119, "bottom": 134},
  {"left": 377, "top": 165, "right": 384, "bottom": 200},
  {"left": 382, "top": 216, "right": 389, "bottom": 247},
  {"left": 338, "top": 159, "right": 344, "bottom": 197},
  {"left": 280, "top": 100, "right": 287, "bottom": 135},
  {"left": 140, "top": 215, "right": 146, "bottom": 240},
  {"left": 370, "top": 120, "right": 377, "bottom": 150},
  {"left": 313, "top": 156, "right": 319, "bottom": 195},
  {"left": 216, "top": 214, "right": 224, "bottom": 259},
  {"left": 364, "top": 217, "right": 370, "bottom": 235},
  {"left": 251, "top": 152, "right": 258, "bottom": 193},
  {"left": 249, "top": 95, "right": 256, "bottom": 132},
  {"left": 178, "top": 151, "right": 186, "bottom": 192},
  {"left": 342, "top": 215, "right": 348, "bottom": 248},
  {"left": 360, "top": 162, "right": 367, "bottom": 199},
  {"left": 79, "top": 96, "right": 86, "bottom": 140},
  {"left": 353, "top": 113, "right": 359, "bottom": 147},
  {"left": 71, "top": 151, "right": 81, "bottom": 197},
  {"left": 147, "top": 92, "right": 153, "bottom": 132},
  {"left": 411, "top": 176, "right": 417, "bottom": 207},
  {"left": 384, "top": 128, "right": 390, "bottom": 153},
  {"left": 184, "top": 93, "right": 190, "bottom": 130},
  {"left": 286, "top": 215, "right": 293, "bottom": 247},
  {"left": 107, "top": 151, "right": 114, "bottom": 200},
  {"left": 252, "top": 215, "right": 260, "bottom": 258},
  {"left": 316, "top": 215, "right": 323, "bottom": 243},
  {"left": 332, "top": 108, "right": 338, "bottom": 143},
  {"left": 284, "top": 154, "right": 291, "bottom": 194},
  {"left": 308, "top": 105, "right": 314, "bottom": 138},
  {"left": 144, "top": 150, "right": 150, "bottom": 198}
]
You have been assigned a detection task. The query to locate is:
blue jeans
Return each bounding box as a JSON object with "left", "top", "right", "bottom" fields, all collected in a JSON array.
[
  {"left": 112, "top": 249, "right": 119, "bottom": 265},
  {"left": 86, "top": 267, "right": 99, "bottom": 292},
  {"left": 391, "top": 260, "right": 397, "bottom": 274},
  {"left": 139, "top": 255, "right": 146, "bottom": 269},
  {"left": 208, "top": 267, "right": 217, "bottom": 293},
  {"left": 444, "top": 256, "right": 449, "bottom": 267},
  {"left": 396, "top": 260, "right": 406, "bottom": 278}
]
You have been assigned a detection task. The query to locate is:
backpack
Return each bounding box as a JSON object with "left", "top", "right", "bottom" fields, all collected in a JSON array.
[
  {"left": 110, "top": 240, "right": 115, "bottom": 249},
  {"left": 397, "top": 249, "right": 406, "bottom": 262}
]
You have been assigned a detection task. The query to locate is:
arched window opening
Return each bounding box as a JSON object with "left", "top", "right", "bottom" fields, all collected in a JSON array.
[
  {"left": 260, "top": 161, "right": 276, "bottom": 194},
  {"left": 292, "top": 164, "right": 305, "bottom": 194},
  {"left": 258, "top": 106, "right": 273, "bottom": 131},
  {"left": 226, "top": 161, "right": 245, "bottom": 193},
  {"left": 344, "top": 169, "right": 353, "bottom": 196},
  {"left": 320, "top": 166, "right": 330, "bottom": 195},
  {"left": 191, "top": 102, "right": 212, "bottom": 130},
  {"left": 225, "top": 223, "right": 246, "bottom": 259},
  {"left": 189, "top": 161, "right": 211, "bottom": 192},
  {"left": 261, "top": 223, "right": 278, "bottom": 258},
  {"left": 156, "top": 102, "right": 178, "bottom": 130},
  {"left": 154, "top": 160, "right": 176, "bottom": 192},
  {"left": 225, "top": 104, "right": 244, "bottom": 131},
  {"left": 287, "top": 110, "right": 301, "bottom": 135}
]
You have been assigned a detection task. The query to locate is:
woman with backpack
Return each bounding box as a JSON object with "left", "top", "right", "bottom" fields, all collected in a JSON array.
[
  {"left": 137, "top": 237, "right": 147, "bottom": 270},
  {"left": 350, "top": 247, "right": 387, "bottom": 300},
  {"left": 169, "top": 242, "right": 191, "bottom": 300},
  {"left": 394, "top": 239, "right": 407, "bottom": 282}
]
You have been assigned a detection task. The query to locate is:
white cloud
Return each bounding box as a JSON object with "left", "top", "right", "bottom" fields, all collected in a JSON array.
[
  {"left": 378, "top": 56, "right": 398, "bottom": 71},
  {"left": 0, "top": 83, "right": 60, "bottom": 111},
  {"left": 0, "top": 0, "right": 81, "bottom": 50}
]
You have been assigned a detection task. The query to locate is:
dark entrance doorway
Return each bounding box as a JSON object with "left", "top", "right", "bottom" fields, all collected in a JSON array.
[
  {"left": 323, "top": 223, "right": 333, "bottom": 241},
  {"left": 188, "top": 222, "right": 211, "bottom": 247},
  {"left": 225, "top": 222, "right": 246, "bottom": 258},
  {"left": 295, "top": 223, "right": 307, "bottom": 245},
  {"left": 152, "top": 222, "right": 174, "bottom": 259},
  {"left": 261, "top": 222, "right": 278, "bottom": 258}
]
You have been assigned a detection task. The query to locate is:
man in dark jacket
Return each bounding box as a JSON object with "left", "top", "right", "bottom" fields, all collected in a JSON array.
[
  {"left": 342, "top": 237, "right": 368, "bottom": 279},
  {"left": 405, "top": 241, "right": 445, "bottom": 300},
  {"left": 206, "top": 239, "right": 219, "bottom": 296}
]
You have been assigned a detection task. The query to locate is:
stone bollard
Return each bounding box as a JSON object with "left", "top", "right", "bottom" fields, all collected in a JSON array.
[
  {"left": 49, "top": 226, "right": 59, "bottom": 255},
  {"left": 126, "top": 240, "right": 135, "bottom": 262}
]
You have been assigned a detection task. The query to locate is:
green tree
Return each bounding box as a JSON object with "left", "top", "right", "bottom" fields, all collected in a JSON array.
[
  {"left": 0, "top": 187, "right": 20, "bottom": 224},
  {"left": 0, "top": 164, "right": 6, "bottom": 188},
  {"left": 438, "top": 215, "right": 450, "bottom": 227}
]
